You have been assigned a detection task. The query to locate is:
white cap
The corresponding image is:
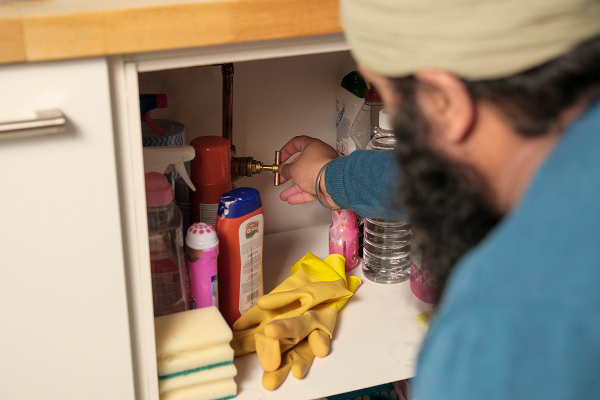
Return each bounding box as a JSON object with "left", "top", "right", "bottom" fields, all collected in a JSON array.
[
  {"left": 185, "top": 222, "right": 218, "bottom": 250},
  {"left": 379, "top": 109, "right": 393, "bottom": 131}
]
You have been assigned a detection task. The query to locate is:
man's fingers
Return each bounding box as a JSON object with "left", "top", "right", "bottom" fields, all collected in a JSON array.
[
  {"left": 279, "top": 154, "right": 300, "bottom": 182},
  {"left": 280, "top": 185, "right": 303, "bottom": 201},
  {"left": 287, "top": 192, "right": 317, "bottom": 205},
  {"left": 279, "top": 136, "right": 312, "bottom": 163},
  {"left": 279, "top": 162, "right": 292, "bottom": 180},
  {"left": 280, "top": 185, "right": 317, "bottom": 205}
]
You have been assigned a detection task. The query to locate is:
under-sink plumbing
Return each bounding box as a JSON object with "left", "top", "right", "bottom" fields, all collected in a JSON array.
[{"left": 218, "top": 63, "right": 281, "bottom": 186}]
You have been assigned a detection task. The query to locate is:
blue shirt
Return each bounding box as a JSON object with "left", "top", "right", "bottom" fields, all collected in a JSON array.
[
  {"left": 326, "top": 149, "right": 407, "bottom": 220},
  {"left": 328, "top": 99, "right": 600, "bottom": 399},
  {"left": 413, "top": 99, "right": 600, "bottom": 399}
]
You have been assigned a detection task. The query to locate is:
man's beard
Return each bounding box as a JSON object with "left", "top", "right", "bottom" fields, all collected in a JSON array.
[{"left": 392, "top": 82, "right": 501, "bottom": 298}]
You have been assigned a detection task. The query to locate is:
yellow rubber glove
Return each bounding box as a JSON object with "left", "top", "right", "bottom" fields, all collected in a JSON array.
[
  {"left": 262, "top": 339, "right": 315, "bottom": 391},
  {"left": 260, "top": 288, "right": 361, "bottom": 391},
  {"left": 232, "top": 252, "right": 360, "bottom": 356},
  {"left": 256, "top": 305, "right": 338, "bottom": 372}
]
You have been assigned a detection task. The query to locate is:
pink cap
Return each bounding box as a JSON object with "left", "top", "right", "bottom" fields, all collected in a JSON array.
[
  {"left": 186, "top": 222, "right": 219, "bottom": 250},
  {"left": 145, "top": 172, "right": 173, "bottom": 207}
]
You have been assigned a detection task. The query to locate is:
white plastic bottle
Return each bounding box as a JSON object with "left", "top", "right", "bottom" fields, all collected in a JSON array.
[
  {"left": 348, "top": 84, "right": 384, "bottom": 153},
  {"left": 336, "top": 71, "right": 367, "bottom": 156},
  {"left": 363, "top": 110, "right": 412, "bottom": 284}
]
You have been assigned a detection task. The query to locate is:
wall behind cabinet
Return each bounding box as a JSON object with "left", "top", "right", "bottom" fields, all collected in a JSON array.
[{"left": 139, "top": 51, "right": 357, "bottom": 234}]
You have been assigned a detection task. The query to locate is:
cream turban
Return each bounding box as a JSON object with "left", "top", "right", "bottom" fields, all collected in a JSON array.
[{"left": 341, "top": 0, "right": 600, "bottom": 79}]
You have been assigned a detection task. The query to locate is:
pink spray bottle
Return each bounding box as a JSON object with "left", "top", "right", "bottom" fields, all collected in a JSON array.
[{"left": 329, "top": 209, "right": 360, "bottom": 272}]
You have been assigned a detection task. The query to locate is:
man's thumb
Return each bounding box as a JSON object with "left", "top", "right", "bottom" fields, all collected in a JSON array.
[{"left": 279, "top": 162, "right": 293, "bottom": 180}]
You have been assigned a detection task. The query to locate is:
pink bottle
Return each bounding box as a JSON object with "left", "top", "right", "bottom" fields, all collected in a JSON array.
[
  {"left": 409, "top": 237, "right": 440, "bottom": 304},
  {"left": 186, "top": 222, "right": 219, "bottom": 309},
  {"left": 329, "top": 209, "right": 360, "bottom": 271}
]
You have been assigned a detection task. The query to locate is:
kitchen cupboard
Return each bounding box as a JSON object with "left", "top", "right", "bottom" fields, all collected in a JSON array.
[
  {"left": 0, "top": 58, "right": 135, "bottom": 400},
  {"left": 0, "top": 33, "right": 430, "bottom": 400}
]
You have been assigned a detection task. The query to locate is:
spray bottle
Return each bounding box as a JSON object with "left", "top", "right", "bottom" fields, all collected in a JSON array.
[
  {"left": 143, "top": 146, "right": 197, "bottom": 315},
  {"left": 140, "top": 94, "right": 187, "bottom": 148},
  {"left": 140, "top": 93, "right": 168, "bottom": 137},
  {"left": 145, "top": 172, "right": 189, "bottom": 317},
  {"left": 143, "top": 146, "right": 196, "bottom": 192}
]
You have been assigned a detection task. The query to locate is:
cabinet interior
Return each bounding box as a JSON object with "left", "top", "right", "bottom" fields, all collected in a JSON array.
[{"left": 138, "top": 50, "right": 357, "bottom": 234}]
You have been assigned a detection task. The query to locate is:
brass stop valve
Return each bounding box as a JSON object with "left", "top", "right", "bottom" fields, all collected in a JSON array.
[{"left": 231, "top": 150, "right": 281, "bottom": 186}]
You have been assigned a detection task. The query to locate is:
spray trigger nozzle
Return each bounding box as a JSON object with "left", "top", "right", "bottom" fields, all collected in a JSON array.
[
  {"left": 143, "top": 146, "right": 197, "bottom": 191},
  {"left": 143, "top": 112, "right": 166, "bottom": 137},
  {"left": 140, "top": 94, "right": 168, "bottom": 137},
  {"left": 174, "top": 159, "right": 196, "bottom": 191}
]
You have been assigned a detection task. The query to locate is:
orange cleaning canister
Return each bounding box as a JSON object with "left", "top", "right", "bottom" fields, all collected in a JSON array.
[
  {"left": 190, "top": 136, "right": 231, "bottom": 227},
  {"left": 216, "top": 187, "right": 264, "bottom": 327}
]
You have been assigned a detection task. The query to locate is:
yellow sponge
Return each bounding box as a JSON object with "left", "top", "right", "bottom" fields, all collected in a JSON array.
[
  {"left": 159, "top": 363, "right": 237, "bottom": 394},
  {"left": 157, "top": 343, "right": 234, "bottom": 378},
  {"left": 155, "top": 307, "right": 234, "bottom": 377},
  {"left": 160, "top": 377, "right": 236, "bottom": 400}
]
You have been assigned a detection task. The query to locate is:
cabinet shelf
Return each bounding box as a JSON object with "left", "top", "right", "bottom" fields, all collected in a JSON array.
[{"left": 233, "top": 224, "right": 432, "bottom": 400}]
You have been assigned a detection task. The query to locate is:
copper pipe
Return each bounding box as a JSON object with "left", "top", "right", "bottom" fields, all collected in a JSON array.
[{"left": 221, "top": 63, "right": 234, "bottom": 154}]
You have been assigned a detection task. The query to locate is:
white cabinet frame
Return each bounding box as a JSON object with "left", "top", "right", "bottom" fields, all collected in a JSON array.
[{"left": 109, "top": 33, "right": 350, "bottom": 400}]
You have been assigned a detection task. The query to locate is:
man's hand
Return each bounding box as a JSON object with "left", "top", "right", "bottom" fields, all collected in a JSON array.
[{"left": 278, "top": 136, "right": 339, "bottom": 207}]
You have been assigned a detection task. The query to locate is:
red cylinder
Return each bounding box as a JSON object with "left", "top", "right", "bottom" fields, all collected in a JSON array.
[{"left": 190, "top": 136, "right": 231, "bottom": 227}]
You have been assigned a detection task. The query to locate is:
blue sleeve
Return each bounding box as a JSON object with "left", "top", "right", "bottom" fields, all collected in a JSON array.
[
  {"left": 414, "top": 302, "right": 600, "bottom": 400},
  {"left": 324, "top": 150, "right": 408, "bottom": 220}
]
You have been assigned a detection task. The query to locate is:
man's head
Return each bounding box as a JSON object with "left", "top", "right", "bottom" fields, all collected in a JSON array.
[{"left": 341, "top": 0, "right": 600, "bottom": 293}]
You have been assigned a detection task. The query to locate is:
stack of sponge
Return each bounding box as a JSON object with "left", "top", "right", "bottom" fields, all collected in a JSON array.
[{"left": 155, "top": 307, "right": 237, "bottom": 400}]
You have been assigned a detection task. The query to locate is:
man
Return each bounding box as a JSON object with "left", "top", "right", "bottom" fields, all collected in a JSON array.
[{"left": 277, "top": 0, "right": 600, "bottom": 398}]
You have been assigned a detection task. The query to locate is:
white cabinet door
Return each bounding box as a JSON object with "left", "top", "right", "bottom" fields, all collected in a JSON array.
[{"left": 0, "top": 58, "right": 135, "bottom": 400}]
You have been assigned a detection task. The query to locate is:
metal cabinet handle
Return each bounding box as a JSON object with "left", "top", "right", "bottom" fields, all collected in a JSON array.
[{"left": 0, "top": 109, "right": 66, "bottom": 140}]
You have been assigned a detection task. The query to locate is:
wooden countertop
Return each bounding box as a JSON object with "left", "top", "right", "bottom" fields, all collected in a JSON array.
[{"left": 0, "top": 0, "right": 342, "bottom": 65}]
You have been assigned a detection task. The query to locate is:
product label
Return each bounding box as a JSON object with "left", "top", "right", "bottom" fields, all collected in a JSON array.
[
  {"left": 187, "top": 246, "right": 218, "bottom": 309},
  {"left": 245, "top": 221, "right": 259, "bottom": 238},
  {"left": 149, "top": 235, "right": 185, "bottom": 317},
  {"left": 199, "top": 203, "right": 219, "bottom": 228},
  {"left": 239, "top": 214, "right": 264, "bottom": 315}
]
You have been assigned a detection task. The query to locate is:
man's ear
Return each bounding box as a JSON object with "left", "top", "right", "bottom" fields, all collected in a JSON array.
[{"left": 414, "top": 71, "right": 475, "bottom": 144}]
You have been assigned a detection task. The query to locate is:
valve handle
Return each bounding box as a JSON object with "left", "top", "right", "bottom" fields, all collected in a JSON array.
[{"left": 273, "top": 150, "right": 281, "bottom": 186}]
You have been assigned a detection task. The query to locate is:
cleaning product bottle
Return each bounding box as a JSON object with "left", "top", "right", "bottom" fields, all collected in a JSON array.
[
  {"left": 363, "top": 109, "right": 412, "bottom": 284},
  {"left": 143, "top": 145, "right": 197, "bottom": 191},
  {"left": 140, "top": 93, "right": 168, "bottom": 137},
  {"left": 348, "top": 84, "right": 384, "bottom": 153},
  {"left": 329, "top": 209, "right": 360, "bottom": 272},
  {"left": 186, "top": 222, "right": 219, "bottom": 309},
  {"left": 190, "top": 136, "right": 232, "bottom": 227},
  {"left": 215, "top": 187, "right": 264, "bottom": 327},
  {"left": 145, "top": 172, "right": 189, "bottom": 317},
  {"left": 410, "top": 234, "right": 439, "bottom": 304},
  {"left": 175, "top": 177, "right": 192, "bottom": 234},
  {"left": 140, "top": 94, "right": 188, "bottom": 188},
  {"left": 336, "top": 71, "right": 368, "bottom": 156},
  {"left": 140, "top": 94, "right": 187, "bottom": 147}
]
